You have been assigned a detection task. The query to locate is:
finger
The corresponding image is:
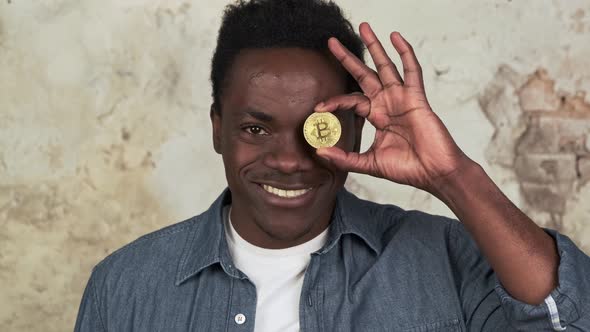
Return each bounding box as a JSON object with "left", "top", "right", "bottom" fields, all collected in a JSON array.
[
  {"left": 315, "top": 93, "right": 372, "bottom": 119},
  {"left": 327, "top": 37, "right": 382, "bottom": 97},
  {"left": 316, "top": 147, "right": 374, "bottom": 174},
  {"left": 359, "top": 22, "right": 403, "bottom": 89},
  {"left": 390, "top": 32, "right": 424, "bottom": 89}
]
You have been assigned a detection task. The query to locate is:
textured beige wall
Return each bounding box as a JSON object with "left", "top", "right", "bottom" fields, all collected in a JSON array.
[{"left": 1, "top": 0, "right": 589, "bottom": 331}]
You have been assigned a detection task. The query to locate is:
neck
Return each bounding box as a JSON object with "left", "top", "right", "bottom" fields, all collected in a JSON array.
[{"left": 229, "top": 200, "right": 335, "bottom": 249}]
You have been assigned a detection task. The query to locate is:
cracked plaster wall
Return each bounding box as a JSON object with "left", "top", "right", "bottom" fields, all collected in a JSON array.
[
  {"left": 1, "top": 1, "right": 589, "bottom": 331},
  {"left": 480, "top": 67, "right": 590, "bottom": 232}
]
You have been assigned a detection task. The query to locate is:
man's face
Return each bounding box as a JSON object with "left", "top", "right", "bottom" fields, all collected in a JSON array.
[{"left": 211, "top": 48, "right": 363, "bottom": 248}]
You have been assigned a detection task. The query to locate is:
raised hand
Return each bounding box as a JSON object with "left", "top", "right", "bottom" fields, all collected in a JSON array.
[
  {"left": 316, "top": 22, "right": 471, "bottom": 194},
  {"left": 315, "top": 24, "right": 563, "bottom": 308}
]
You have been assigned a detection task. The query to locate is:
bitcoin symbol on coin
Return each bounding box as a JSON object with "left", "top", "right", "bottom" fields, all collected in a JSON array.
[
  {"left": 303, "top": 112, "right": 342, "bottom": 148},
  {"left": 315, "top": 121, "right": 330, "bottom": 141}
]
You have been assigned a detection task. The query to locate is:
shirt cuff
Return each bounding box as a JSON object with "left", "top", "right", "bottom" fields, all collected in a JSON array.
[
  {"left": 544, "top": 293, "right": 567, "bottom": 331},
  {"left": 494, "top": 229, "right": 588, "bottom": 331}
]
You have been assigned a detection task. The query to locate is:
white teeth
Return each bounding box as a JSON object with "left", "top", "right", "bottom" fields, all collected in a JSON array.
[{"left": 262, "top": 184, "right": 312, "bottom": 198}]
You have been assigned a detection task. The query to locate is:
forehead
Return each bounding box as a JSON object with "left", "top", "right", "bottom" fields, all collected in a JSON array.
[{"left": 221, "top": 48, "right": 347, "bottom": 114}]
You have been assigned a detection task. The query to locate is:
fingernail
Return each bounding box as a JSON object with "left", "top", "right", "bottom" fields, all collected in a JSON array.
[{"left": 315, "top": 102, "right": 325, "bottom": 111}]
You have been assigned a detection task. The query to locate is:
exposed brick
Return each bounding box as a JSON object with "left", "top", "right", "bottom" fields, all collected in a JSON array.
[
  {"left": 578, "top": 156, "right": 590, "bottom": 185},
  {"left": 559, "top": 91, "right": 590, "bottom": 113},
  {"left": 517, "top": 116, "right": 558, "bottom": 154},
  {"left": 517, "top": 114, "right": 590, "bottom": 154},
  {"left": 559, "top": 135, "right": 589, "bottom": 155},
  {"left": 514, "top": 153, "right": 577, "bottom": 184},
  {"left": 539, "top": 113, "right": 590, "bottom": 133},
  {"left": 481, "top": 66, "right": 590, "bottom": 225},
  {"left": 517, "top": 69, "right": 561, "bottom": 112},
  {"left": 520, "top": 182, "right": 573, "bottom": 214}
]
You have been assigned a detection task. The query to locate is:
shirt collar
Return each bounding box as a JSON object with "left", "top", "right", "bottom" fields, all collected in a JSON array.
[
  {"left": 175, "top": 187, "right": 383, "bottom": 286},
  {"left": 320, "top": 188, "right": 382, "bottom": 255},
  {"left": 175, "top": 189, "right": 234, "bottom": 286}
]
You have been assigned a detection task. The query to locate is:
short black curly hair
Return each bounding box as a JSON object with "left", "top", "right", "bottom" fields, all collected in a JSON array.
[{"left": 210, "top": 0, "right": 365, "bottom": 113}]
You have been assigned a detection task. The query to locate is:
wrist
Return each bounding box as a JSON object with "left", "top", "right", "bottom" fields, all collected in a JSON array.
[{"left": 429, "top": 158, "right": 484, "bottom": 204}]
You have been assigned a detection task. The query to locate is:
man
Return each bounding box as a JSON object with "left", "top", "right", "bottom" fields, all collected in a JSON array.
[{"left": 75, "top": 0, "right": 590, "bottom": 331}]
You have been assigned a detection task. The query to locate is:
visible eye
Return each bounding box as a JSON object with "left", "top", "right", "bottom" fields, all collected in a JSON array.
[{"left": 243, "top": 125, "right": 269, "bottom": 136}]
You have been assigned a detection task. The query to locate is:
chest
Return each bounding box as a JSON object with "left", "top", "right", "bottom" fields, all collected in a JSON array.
[{"left": 107, "top": 249, "right": 468, "bottom": 331}]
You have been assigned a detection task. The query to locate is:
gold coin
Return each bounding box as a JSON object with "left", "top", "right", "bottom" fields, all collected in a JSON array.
[{"left": 303, "top": 112, "right": 342, "bottom": 148}]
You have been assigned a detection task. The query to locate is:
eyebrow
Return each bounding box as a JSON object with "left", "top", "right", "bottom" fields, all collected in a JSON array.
[{"left": 244, "top": 109, "right": 274, "bottom": 122}]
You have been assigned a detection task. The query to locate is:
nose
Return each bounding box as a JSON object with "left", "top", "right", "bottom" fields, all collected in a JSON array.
[{"left": 262, "top": 134, "right": 314, "bottom": 174}]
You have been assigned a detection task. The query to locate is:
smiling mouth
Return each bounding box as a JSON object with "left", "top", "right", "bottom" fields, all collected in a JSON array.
[{"left": 261, "top": 184, "right": 313, "bottom": 198}]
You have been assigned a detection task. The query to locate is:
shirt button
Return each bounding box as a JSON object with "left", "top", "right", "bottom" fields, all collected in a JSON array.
[{"left": 235, "top": 313, "right": 246, "bottom": 325}]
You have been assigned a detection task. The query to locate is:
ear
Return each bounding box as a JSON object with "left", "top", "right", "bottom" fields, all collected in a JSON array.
[
  {"left": 353, "top": 114, "right": 365, "bottom": 153},
  {"left": 210, "top": 104, "right": 222, "bottom": 154}
]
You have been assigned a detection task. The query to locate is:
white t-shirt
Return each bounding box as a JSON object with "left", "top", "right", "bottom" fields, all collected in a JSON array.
[{"left": 224, "top": 206, "right": 329, "bottom": 332}]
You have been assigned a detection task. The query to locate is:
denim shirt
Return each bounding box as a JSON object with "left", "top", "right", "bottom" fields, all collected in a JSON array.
[{"left": 74, "top": 189, "right": 590, "bottom": 331}]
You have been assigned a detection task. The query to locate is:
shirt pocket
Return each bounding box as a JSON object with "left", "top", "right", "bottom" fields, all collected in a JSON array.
[{"left": 403, "top": 318, "right": 463, "bottom": 332}]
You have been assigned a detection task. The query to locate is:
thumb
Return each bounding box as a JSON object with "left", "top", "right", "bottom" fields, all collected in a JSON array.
[{"left": 316, "top": 147, "right": 371, "bottom": 174}]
